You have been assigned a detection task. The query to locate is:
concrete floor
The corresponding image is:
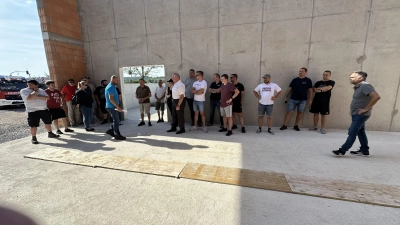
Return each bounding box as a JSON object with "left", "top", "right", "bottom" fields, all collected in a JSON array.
[{"left": 1, "top": 107, "right": 399, "bottom": 225}]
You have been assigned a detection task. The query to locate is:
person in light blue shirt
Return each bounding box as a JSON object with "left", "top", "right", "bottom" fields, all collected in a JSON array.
[{"left": 105, "top": 75, "right": 126, "bottom": 140}]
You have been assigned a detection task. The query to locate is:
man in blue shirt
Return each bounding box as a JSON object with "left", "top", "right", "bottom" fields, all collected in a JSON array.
[{"left": 105, "top": 75, "right": 126, "bottom": 140}]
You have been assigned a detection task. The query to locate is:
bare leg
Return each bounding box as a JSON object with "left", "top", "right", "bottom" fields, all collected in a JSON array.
[
  {"left": 238, "top": 113, "right": 244, "bottom": 127},
  {"left": 295, "top": 112, "right": 303, "bottom": 126},
  {"left": 62, "top": 117, "right": 69, "bottom": 129},
  {"left": 258, "top": 116, "right": 264, "bottom": 128},
  {"left": 228, "top": 117, "right": 233, "bottom": 130},
  {"left": 200, "top": 112, "right": 206, "bottom": 127},
  {"left": 30, "top": 127, "right": 38, "bottom": 136},
  {"left": 313, "top": 113, "right": 319, "bottom": 127},
  {"left": 147, "top": 113, "right": 151, "bottom": 122},
  {"left": 267, "top": 116, "right": 272, "bottom": 129},
  {"left": 53, "top": 119, "right": 59, "bottom": 130},
  {"left": 161, "top": 110, "right": 164, "bottom": 119},
  {"left": 44, "top": 124, "right": 52, "bottom": 132},
  {"left": 283, "top": 111, "right": 292, "bottom": 125},
  {"left": 141, "top": 113, "right": 144, "bottom": 122},
  {"left": 194, "top": 111, "right": 199, "bottom": 126},
  {"left": 223, "top": 115, "right": 227, "bottom": 128},
  {"left": 321, "top": 114, "right": 327, "bottom": 129},
  {"left": 157, "top": 110, "right": 160, "bottom": 119}
]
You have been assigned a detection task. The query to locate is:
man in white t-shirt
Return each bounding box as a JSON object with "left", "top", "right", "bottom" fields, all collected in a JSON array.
[
  {"left": 155, "top": 79, "right": 166, "bottom": 123},
  {"left": 253, "top": 74, "right": 282, "bottom": 135},
  {"left": 190, "top": 71, "right": 208, "bottom": 133}
]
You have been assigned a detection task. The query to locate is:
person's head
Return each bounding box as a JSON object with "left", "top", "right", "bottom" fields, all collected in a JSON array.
[
  {"left": 139, "top": 78, "right": 145, "bottom": 86},
  {"left": 78, "top": 81, "right": 87, "bottom": 90},
  {"left": 158, "top": 79, "right": 163, "bottom": 87},
  {"left": 262, "top": 74, "right": 271, "bottom": 84},
  {"left": 323, "top": 70, "right": 331, "bottom": 81},
  {"left": 83, "top": 76, "right": 91, "bottom": 83},
  {"left": 299, "top": 67, "right": 307, "bottom": 78},
  {"left": 45, "top": 80, "right": 55, "bottom": 89},
  {"left": 189, "top": 69, "right": 195, "bottom": 78},
  {"left": 350, "top": 71, "right": 368, "bottom": 85},
  {"left": 167, "top": 78, "right": 174, "bottom": 87},
  {"left": 27, "top": 79, "right": 39, "bottom": 90},
  {"left": 68, "top": 79, "right": 75, "bottom": 86},
  {"left": 213, "top": 73, "right": 220, "bottom": 82},
  {"left": 101, "top": 80, "right": 108, "bottom": 86},
  {"left": 81, "top": 77, "right": 89, "bottom": 83},
  {"left": 195, "top": 71, "right": 203, "bottom": 81},
  {"left": 230, "top": 74, "right": 238, "bottom": 84},
  {"left": 172, "top": 73, "right": 180, "bottom": 83},
  {"left": 110, "top": 75, "right": 119, "bottom": 85},
  {"left": 221, "top": 74, "right": 229, "bottom": 85}
]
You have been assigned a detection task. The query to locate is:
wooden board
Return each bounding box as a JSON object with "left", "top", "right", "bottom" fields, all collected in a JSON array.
[
  {"left": 25, "top": 149, "right": 186, "bottom": 178},
  {"left": 286, "top": 174, "right": 400, "bottom": 208},
  {"left": 179, "top": 163, "right": 292, "bottom": 192}
]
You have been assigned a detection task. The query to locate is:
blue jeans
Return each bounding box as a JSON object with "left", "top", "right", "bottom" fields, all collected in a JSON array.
[
  {"left": 209, "top": 99, "right": 222, "bottom": 125},
  {"left": 80, "top": 105, "right": 92, "bottom": 129},
  {"left": 90, "top": 102, "right": 95, "bottom": 124},
  {"left": 106, "top": 108, "right": 121, "bottom": 136},
  {"left": 288, "top": 99, "right": 307, "bottom": 113},
  {"left": 341, "top": 114, "right": 370, "bottom": 152}
]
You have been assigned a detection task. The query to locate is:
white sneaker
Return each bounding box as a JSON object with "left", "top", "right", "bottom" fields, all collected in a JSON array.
[
  {"left": 203, "top": 127, "right": 208, "bottom": 133},
  {"left": 309, "top": 126, "right": 317, "bottom": 131},
  {"left": 189, "top": 126, "right": 198, "bottom": 131},
  {"left": 320, "top": 128, "right": 326, "bottom": 134}
]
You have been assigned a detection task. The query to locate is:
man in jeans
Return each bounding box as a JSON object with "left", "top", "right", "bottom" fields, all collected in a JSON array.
[
  {"left": 61, "top": 78, "right": 80, "bottom": 127},
  {"left": 184, "top": 69, "right": 197, "bottom": 126},
  {"left": 208, "top": 73, "right": 223, "bottom": 128},
  {"left": 332, "top": 71, "right": 380, "bottom": 157},
  {"left": 189, "top": 71, "right": 208, "bottom": 133},
  {"left": 105, "top": 75, "right": 126, "bottom": 140}
]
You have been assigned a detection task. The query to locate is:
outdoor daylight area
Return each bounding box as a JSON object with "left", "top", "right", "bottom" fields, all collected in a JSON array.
[{"left": 1, "top": 0, "right": 400, "bottom": 225}]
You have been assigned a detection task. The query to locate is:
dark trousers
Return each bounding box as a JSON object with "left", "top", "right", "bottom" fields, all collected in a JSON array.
[
  {"left": 209, "top": 99, "right": 223, "bottom": 125},
  {"left": 185, "top": 97, "right": 194, "bottom": 123},
  {"left": 167, "top": 98, "right": 172, "bottom": 115},
  {"left": 172, "top": 99, "right": 186, "bottom": 130}
]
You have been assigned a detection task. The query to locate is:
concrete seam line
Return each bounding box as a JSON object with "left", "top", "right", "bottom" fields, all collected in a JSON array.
[
  {"left": 361, "top": 0, "right": 373, "bottom": 70},
  {"left": 143, "top": 0, "right": 150, "bottom": 65},
  {"left": 217, "top": 0, "right": 220, "bottom": 73},
  {"left": 259, "top": 0, "right": 265, "bottom": 82},
  {"left": 389, "top": 74, "right": 400, "bottom": 131},
  {"left": 178, "top": 0, "right": 183, "bottom": 73},
  {"left": 306, "top": 0, "right": 315, "bottom": 69}
]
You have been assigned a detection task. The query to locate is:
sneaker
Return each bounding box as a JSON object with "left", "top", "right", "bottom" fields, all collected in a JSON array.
[
  {"left": 226, "top": 130, "right": 233, "bottom": 136},
  {"left": 256, "top": 128, "right": 261, "bottom": 134},
  {"left": 148, "top": 121, "right": 152, "bottom": 126},
  {"left": 203, "top": 127, "right": 208, "bottom": 133},
  {"left": 207, "top": 123, "right": 213, "bottom": 126},
  {"left": 332, "top": 149, "right": 346, "bottom": 157},
  {"left": 157, "top": 119, "right": 162, "bottom": 123},
  {"left": 64, "top": 128, "right": 74, "bottom": 132},
  {"left": 219, "top": 128, "right": 227, "bottom": 132},
  {"left": 309, "top": 126, "right": 318, "bottom": 131},
  {"left": 320, "top": 128, "right": 326, "bottom": 134},
  {"left": 48, "top": 132, "right": 60, "bottom": 138},
  {"left": 190, "top": 126, "right": 198, "bottom": 131},
  {"left": 119, "top": 122, "right": 123, "bottom": 125},
  {"left": 350, "top": 150, "right": 370, "bottom": 157},
  {"left": 167, "top": 128, "right": 177, "bottom": 132},
  {"left": 85, "top": 128, "right": 95, "bottom": 132},
  {"left": 241, "top": 127, "right": 246, "bottom": 133},
  {"left": 232, "top": 124, "right": 238, "bottom": 129},
  {"left": 161, "top": 118, "right": 164, "bottom": 122},
  {"left": 114, "top": 135, "right": 126, "bottom": 140},
  {"left": 56, "top": 130, "right": 64, "bottom": 134},
  {"left": 176, "top": 129, "right": 185, "bottom": 134},
  {"left": 280, "top": 125, "right": 287, "bottom": 130},
  {"left": 31, "top": 136, "right": 39, "bottom": 144},
  {"left": 268, "top": 129, "right": 274, "bottom": 135},
  {"left": 101, "top": 120, "right": 108, "bottom": 124},
  {"left": 106, "top": 129, "right": 115, "bottom": 137},
  {"left": 294, "top": 125, "right": 300, "bottom": 131},
  {"left": 138, "top": 121, "right": 145, "bottom": 126}
]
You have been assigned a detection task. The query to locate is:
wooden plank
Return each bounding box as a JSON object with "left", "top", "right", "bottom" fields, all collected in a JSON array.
[
  {"left": 286, "top": 174, "right": 400, "bottom": 208},
  {"left": 24, "top": 149, "right": 186, "bottom": 178},
  {"left": 179, "top": 163, "right": 292, "bottom": 192}
]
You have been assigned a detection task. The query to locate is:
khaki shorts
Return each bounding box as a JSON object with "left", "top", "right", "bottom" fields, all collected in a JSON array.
[
  {"left": 140, "top": 103, "right": 150, "bottom": 114},
  {"left": 220, "top": 105, "right": 232, "bottom": 117}
]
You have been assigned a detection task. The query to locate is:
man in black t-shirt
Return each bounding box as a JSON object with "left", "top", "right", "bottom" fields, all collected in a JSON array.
[
  {"left": 94, "top": 80, "right": 109, "bottom": 124},
  {"left": 230, "top": 74, "right": 246, "bottom": 133},
  {"left": 208, "top": 73, "right": 223, "bottom": 127},
  {"left": 280, "top": 67, "right": 313, "bottom": 131},
  {"left": 309, "top": 70, "right": 335, "bottom": 134}
]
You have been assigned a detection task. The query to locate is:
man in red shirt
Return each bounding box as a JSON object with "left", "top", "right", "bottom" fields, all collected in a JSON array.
[
  {"left": 61, "top": 78, "right": 81, "bottom": 127},
  {"left": 45, "top": 80, "right": 74, "bottom": 134}
]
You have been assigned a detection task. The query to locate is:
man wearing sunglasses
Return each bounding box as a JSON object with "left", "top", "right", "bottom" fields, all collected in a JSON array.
[{"left": 61, "top": 78, "right": 80, "bottom": 127}]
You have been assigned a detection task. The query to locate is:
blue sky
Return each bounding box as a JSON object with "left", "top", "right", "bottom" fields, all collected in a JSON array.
[{"left": 0, "top": 0, "right": 48, "bottom": 77}]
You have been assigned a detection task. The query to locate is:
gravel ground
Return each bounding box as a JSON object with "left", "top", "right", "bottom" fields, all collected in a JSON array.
[{"left": 0, "top": 106, "right": 48, "bottom": 143}]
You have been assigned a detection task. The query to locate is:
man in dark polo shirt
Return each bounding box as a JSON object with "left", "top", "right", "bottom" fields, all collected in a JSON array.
[
  {"left": 136, "top": 78, "right": 152, "bottom": 126},
  {"left": 332, "top": 71, "right": 380, "bottom": 157},
  {"left": 208, "top": 73, "right": 223, "bottom": 127},
  {"left": 280, "top": 67, "right": 313, "bottom": 131}
]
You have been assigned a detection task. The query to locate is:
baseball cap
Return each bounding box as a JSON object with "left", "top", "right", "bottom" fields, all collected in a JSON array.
[
  {"left": 45, "top": 80, "right": 55, "bottom": 85},
  {"left": 167, "top": 79, "right": 173, "bottom": 83},
  {"left": 263, "top": 74, "right": 271, "bottom": 79}
]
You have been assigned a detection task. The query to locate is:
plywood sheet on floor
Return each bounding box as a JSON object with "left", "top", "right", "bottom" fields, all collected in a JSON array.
[
  {"left": 179, "top": 163, "right": 292, "bottom": 192},
  {"left": 25, "top": 149, "right": 185, "bottom": 177}
]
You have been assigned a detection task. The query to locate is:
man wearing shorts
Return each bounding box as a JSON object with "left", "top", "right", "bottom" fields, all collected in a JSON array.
[
  {"left": 155, "top": 79, "right": 166, "bottom": 123},
  {"left": 136, "top": 78, "right": 152, "bottom": 126},
  {"left": 189, "top": 71, "right": 208, "bottom": 133},
  {"left": 309, "top": 70, "right": 335, "bottom": 134},
  {"left": 20, "top": 80, "right": 60, "bottom": 144},
  {"left": 219, "top": 74, "right": 240, "bottom": 136},
  {"left": 230, "top": 74, "right": 246, "bottom": 133},
  {"left": 45, "top": 80, "right": 74, "bottom": 134},
  {"left": 94, "top": 80, "right": 109, "bottom": 124},
  {"left": 280, "top": 67, "right": 313, "bottom": 131},
  {"left": 253, "top": 74, "right": 282, "bottom": 135}
]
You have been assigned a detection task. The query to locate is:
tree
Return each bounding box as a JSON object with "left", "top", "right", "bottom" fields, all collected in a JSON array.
[{"left": 123, "top": 65, "right": 163, "bottom": 79}]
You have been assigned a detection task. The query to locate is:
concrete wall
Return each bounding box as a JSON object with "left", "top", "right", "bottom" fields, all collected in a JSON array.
[{"left": 77, "top": 0, "right": 400, "bottom": 131}]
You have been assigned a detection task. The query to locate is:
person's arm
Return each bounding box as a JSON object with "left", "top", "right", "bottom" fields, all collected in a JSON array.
[
  {"left": 108, "top": 93, "right": 122, "bottom": 112},
  {"left": 271, "top": 90, "right": 282, "bottom": 100},
  {"left": 316, "top": 86, "right": 333, "bottom": 92},
  {"left": 227, "top": 89, "right": 240, "bottom": 104},
  {"left": 176, "top": 94, "right": 184, "bottom": 111},
  {"left": 284, "top": 87, "right": 292, "bottom": 102},
  {"left": 27, "top": 89, "right": 49, "bottom": 100},
  {"left": 194, "top": 88, "right": 205, "bottom": 95},
  {"left": 191, "top": 86, "right": 196, "bottom": 94},
  {"left": 308, "top": 88, "right": 313, "bottom": 106},
  {"left": 240, "top": 89, "right": 245, "bottom": 104},
  {"left": 253, "top": 90, "right": 260, "bottom": 99},
  {"left": 358, "top": 91, "right": 381, "bottom": 114}
]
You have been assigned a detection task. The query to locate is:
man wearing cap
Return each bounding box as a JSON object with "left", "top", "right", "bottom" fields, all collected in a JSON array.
[
  {"left": 253, "top": 74, "right": 282, "bottom": 135},
  {"left": 136, "top": 78, "right": 152, "bottom": 126},
  {"left": 20, "top": 80, "right": 60, "bottom": 144},
  {"left": 81, "top": 76, "right": 96, "bottom": 125},
  {"left": 45, "top": 80, "right": 74, "bottom": 134},
  {"left": 61, "top": 78, "right": 80, "bottom": 127},
  {"left": 167, "top": 73, "right": 186, "bottom": 134},
  {"left": 155, "top": 79, "right": 166, "bottom": 123}
]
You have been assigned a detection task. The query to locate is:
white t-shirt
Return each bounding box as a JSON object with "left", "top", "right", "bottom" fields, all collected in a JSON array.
[
  {"left": 254, "top": 82, "right": 282, "bottom": 105},
  {"left": 193, "top": 80, "right": 207, "bottom": 101},
  {"left": 20, "top": 88, "right": 49, "bottom": 112},
  {"left": 155, "top": 85, "right": 166, "bottom": 101}
]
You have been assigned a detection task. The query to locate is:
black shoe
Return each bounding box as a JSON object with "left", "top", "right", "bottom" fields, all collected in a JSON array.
[
  {"left": 350, "top": 150, "right": 370, "bottom": 157},
  {"left": 207, "top": 123, "right": 213, "bottom": 126},
  {"left": 114, "top": 135, "right": 126, "bottom": 140},
  {"left": 157, "top": 119, "right": 162, "bottom": 123},
  {"left": 280, "top": 125, "right": 287, "bottom": 130},
  {"left": 220, "top": 124, "right": 223, "bottom": 128},
  {"left": 101, "top": 120, "right": 108, "bottom": 124},
  {"left": 226, "top": 130, "right": 233, "bottom": 136},
  {"left": 268, "top": 129, "right": 274, "bottom": 135},
  {"left": 31, "top": 137, "right": 39, "bottom": 144},
  {"left": 64, "top": 128, "right": 74, "bottom": 132},
  {"left": 241, "top": 127, "right": 246, "bottom": 133},
  {"left": 167, "top": 128, "right": 177, "bottom": 132},
  {"left": 48, "top": 132, "right": 60, "bottom": 138},
  {"left": 176, "top": 129, "right": 185, "bottom": 134},
  {"left": 148, "top": 121, "right": 152, "bottom": 126},
  {"left": 232, "top": 124, "right": 238, "bottom": 129},
  {"left": 219, "top": 128, "right": 227, "bottom": 132},
  {"left": 294, "top": 125, "right": 300, "bottom": 131},
  {"left": 332, "top": 149, "right": 346, "bottom": 157},
  {"left": 138, "top": 121, "right": 145, "bottom": 126},
  {"left": 85, "top": 128, "right": 95, "bottom": 132},
  {"left": 56, "top": 130, "right": 63, "bottom": 134},
  {"left": 161, "top": 118, "right": 164, "bottom": 122},
  {"left": 106, "top": 129, "right": 115, "bottom": 137}
]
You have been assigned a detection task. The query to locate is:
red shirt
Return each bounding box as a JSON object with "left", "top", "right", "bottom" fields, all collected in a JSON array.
[
  {"left": 61, "top": 84, "right": 77, "bottom": 102},
  {"left": 45, "top": 89, "right": 62, "bottom": 109}
]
